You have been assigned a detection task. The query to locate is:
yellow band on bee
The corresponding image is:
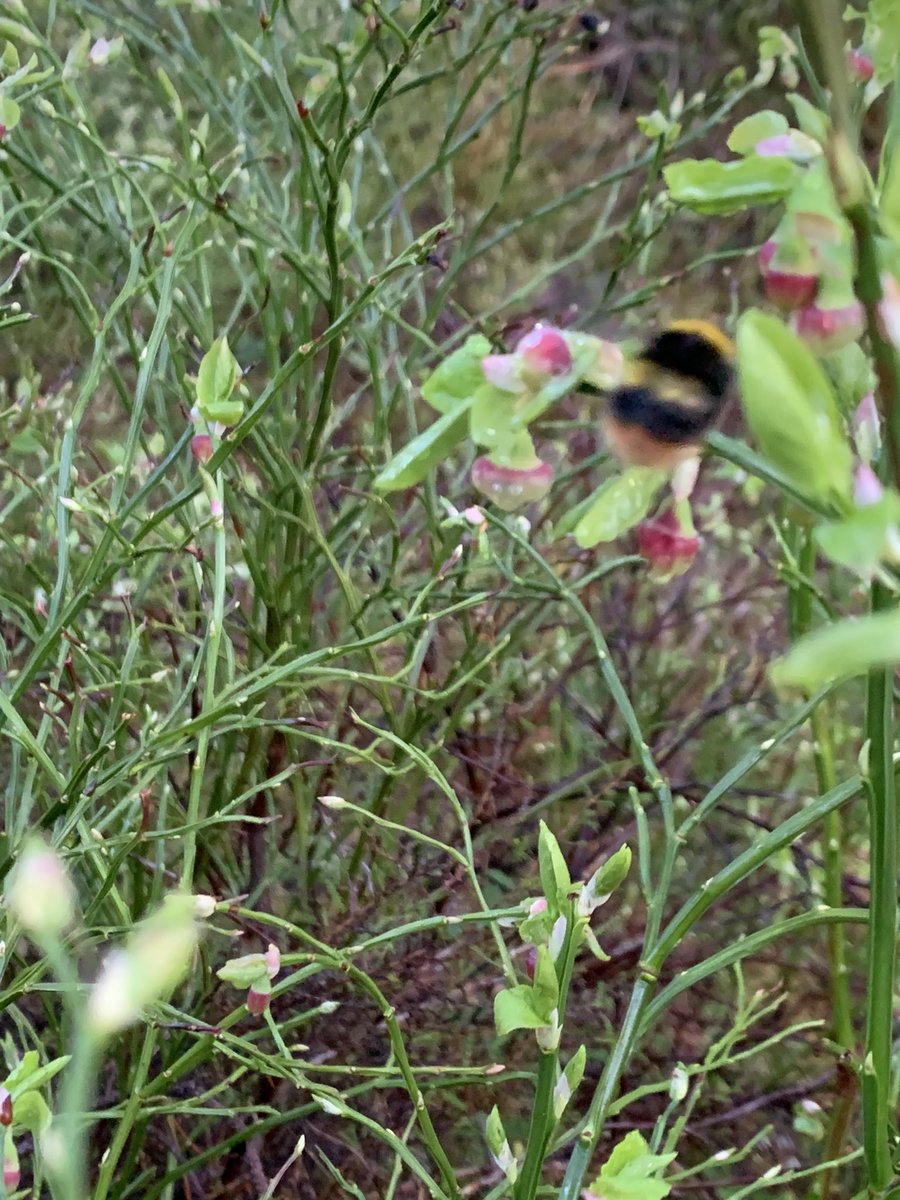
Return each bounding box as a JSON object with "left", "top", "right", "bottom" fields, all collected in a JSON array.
[{"left": 667, "top": 319, "right": 734, "bottom": 359}]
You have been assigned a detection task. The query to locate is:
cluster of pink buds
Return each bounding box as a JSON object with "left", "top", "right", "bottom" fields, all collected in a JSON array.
[{"left": 471, "top": 325, "right": 575, "bottom": 510}]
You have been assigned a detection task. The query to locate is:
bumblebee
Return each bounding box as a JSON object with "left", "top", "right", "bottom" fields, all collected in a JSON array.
[{"left": 601, "top": 320, "right": 734, "bottom": 470}]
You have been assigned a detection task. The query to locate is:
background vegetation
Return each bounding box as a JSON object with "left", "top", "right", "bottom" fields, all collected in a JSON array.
[{"left": 0, "top": 1, "right": 891, "bottom": 1199}]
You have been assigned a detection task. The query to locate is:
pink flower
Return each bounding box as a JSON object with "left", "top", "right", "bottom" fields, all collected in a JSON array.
[
  {"left": 848, "top": 47, "right": 874, "bottom": 83},
  {"left": 471, "top": 456, "right": 554, "bottom": 511},
  {"left": 516, "top": 326, "right": 572, "bottom": 377},
  {"left": 636, "top": 508, "right": 700, "bottom": 579},
  {"left": 481, "top": 354, "right": 525, "bottom": 393},
  {"left": 190, "top": 434, "right": 214, "bottom": 462},
  {"left": 758, "top": 240, "right": 819, "bottom": 312},
  {"left": 791, "top": 301, "right": 864, "bottom": 355}
]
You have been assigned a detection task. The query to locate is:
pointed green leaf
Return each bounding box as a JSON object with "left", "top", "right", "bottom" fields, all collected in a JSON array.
[
  {"left": 573, "top": 468, "right": 665, "bottom": 548},
  {"left": 736, "top": 310, "right": 852, "bottom": 508},
  {"left": 196, "top": 336, "right": 242, "bottom": 426},
  {"left": 0, "top": 96, "right": 21, "bottom": 133},
  {"left": 494, "top": 985, "right": 546, "bottom": 1035},
  {"left": 664, "top": 155, "right": 799, "bottom": 214},
  {"left": 771, "top": 607, "right": 900, "bottom": 691},
  {"left": 786, "top": 94, "right": 829, "bottom": 145},
  {"left": 532, "top": 946, "right": 560, "bottom": 1021},
  {"left": 374, "top": 402, "right": 470, "bottom": 491},
  {"left": 538, "top": 820, "right": 571, "bottom": 912}
]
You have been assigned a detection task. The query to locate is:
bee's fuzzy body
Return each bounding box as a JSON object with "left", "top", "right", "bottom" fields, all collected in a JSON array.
[{"left": 601, "top": 321, "right": 734, "bottom": 469}]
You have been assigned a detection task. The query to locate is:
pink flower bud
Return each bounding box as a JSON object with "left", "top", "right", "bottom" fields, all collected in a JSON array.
[
  {"left": 854, "top": 393, "right": 881, "bottom": 463},
  {"left": 247, "top": 976, "right": 272, "bottom": 1015},
  {"left": 755, "top": 131, "right": 821, "bottom": 163},
  {"left": 755, "top": 133, "right": 797, "bottom": 157},
  {"left": 791, "top": 301, "right": 864, "bottom": 355},
  {"left": 758, "top": 240, "right": 777, "bottom": 272},
  {"left": 481, "top": 354, "right": 524, "bottom": 393},
  {"left": 848, "top": 47, "right": 874, "bottom": 83},
  {"left": 759, "top": 241, "right": 820, "bottom": 312},
  {"left": 636, "top": 509, "right": 700, "bottom": 579},
  {"left": 878, "top": 274, "right": 900, "bottom": 347},
  {"left": 528, "top": 897, "right": 548, "bottom": 917},
  {"left": 3, "top": 1158, "right": 19, "bottom": 1192},
  {"left": 191, "top": 434, "right": 214, "bottom": 462},
  {"left": 763, "top": 268, "right": 819, "bottom": 311},
  {"left": 854, "top": 462, "right": 884, "bottom": 507},
  {"left": 471, "top": 456, "right": 554, "bottom": 511},
  {"left": 516, "top": 325, "right": 572, "bottom": 377},
  {"left": 0, "top": 1089, "right": 11, "bottom": 1127},
  {"left": 264, "top": 943, "right": 281, "bottom": 979},
  {"left": 525, "top": 947, "right": 537, "bottom": 980}
]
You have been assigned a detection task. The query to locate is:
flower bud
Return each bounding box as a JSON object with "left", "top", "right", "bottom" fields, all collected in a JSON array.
[
  {"left": 471, "top": 456, "right": 554, "bottom": 511},
  {"left": 759, "top": 240, "right": 819, "bottom": 311},
  {"left": 481, "top": 354, "right": 525, "bottom": 394},
  {"left": 636, "top": 506, "right": 700, "bottom": 579},
  {"left": 247, "top": 976, "right": 272, "bottom": 1015},
  {"left": 5, "top": 839, "right": 76, "bottom": 937},
  {"left": 3, "top": 1140, "right": 19, "bottom": 1192},
  {"left": 848, "top": 47, "right": 874, "bottom": 83},
  {"left": 0, "top": 1090, "right": 11, "bottom": 1127},
  {"left": 854, "top": 393, "right": 881, "bottom": 464},
  {"left": 878, "top": 274, "right": 900, "bottom": 348},
  {"left": 193, "top": 894, "right": 217, "bottom": 919},
  {"left": 191, "top": 433, "right": 215, "bottom": 463},
  {"left": 854, "top": 462, "right": 883, "bottom": 507},
  {"left": 516, "top": 325, "right": 573, "bottom": 378},
  {"left": 755, "top": 131, "right": 820, "bottom": 162},
  {"left": 791, "top": 300, "right": 864, "bottom": 355},
  {"left": 87, "top": 894, "right": 198, "bottom": 1038}
]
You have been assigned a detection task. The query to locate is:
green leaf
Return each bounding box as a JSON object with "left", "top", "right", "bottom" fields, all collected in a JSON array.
[
  {"left": 420, "top": 335, "right": 492, "bottom": 414},
  {"left": 374, "top": 402, "right": 470, "bottom": 491},
  {"left": 865, "top": 0, "right": 900, "bottom": 82},
  {"left": 736, "top": 310, "right": 853, "bottom": 508},
  {"left": 469, "top": 382, "right": 523, "bottom": 455},
  {"left": 196, "top": 336, "right": 242, "bottom": 426},
  {"left": 485, "top": 1105, "right": 507, "bottom": 1157},
  {"left": 663, "top": 155, "right": 799, "bottom": 214},
  {"left": 573, "top": 468, "right": 666, "bottom": 548},
  {"left": 0, "top": 95, "right": 21, "bottom": 133},
  {"left": 5, "top": 1056, "right": 69, "bottom": 1102},
  {"left": 586, "top": 1131, "right": 676, "bottom": 1200},
  {"left": 814, "top": 492, "right": 900, "bottom": 577},
  {"left": 582, "top": 924, "right": 611, "bottom": 961},
  {"left": 786, "top": 94, "right": 829, "bottom": 145},
  {"left": 538, "top": 820, "right": 570, "bottom": 912},
  {"left": 531, "top": 946, "right": 560, "bottom": 1022},
  {"left": 727, "top": 110, "right": 789, "bottom": 155},
  {"left": 2, "top": 1052, "right": 39, "bottom": 1095},
  {"left": 771, "top": 607, "right": 900, "bottom": 690},
  {"left": 11, "top": 1091, "right": 51, "bottom": 1135},
  {"left": 494, "top": 985, "right": 546, "bottom": 1035}
]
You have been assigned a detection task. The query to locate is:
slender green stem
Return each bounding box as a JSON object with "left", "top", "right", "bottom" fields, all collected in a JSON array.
[
  {"left": 515, "top": 902, "right": 580, "bottom": 1200},
  {"left": 789, "top": 532, "right": 854, "bottom": 1051},
  {"left": 863, "top": 583, "right": 897, "bottom": 1193},
  {"left": 181, "top": 466, "right": 227, "bottom": 889}
]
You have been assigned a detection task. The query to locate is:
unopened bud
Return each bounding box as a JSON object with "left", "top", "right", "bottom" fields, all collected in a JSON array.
[{"left": 5, "top": 838, "right": 76, "bottom": 937}]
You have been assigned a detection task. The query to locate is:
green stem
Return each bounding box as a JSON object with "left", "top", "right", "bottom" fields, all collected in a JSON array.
[
  {"left": 790, "top": 532, "right": 854, "bottom": 1051},
  {"left": 863, "top": 582, "right": 897, "bottom": 1194},
  {"left": 181, "top": 466, "right": 227, "bottom": 889},
  {"left": 515, "top": 903, "right": 580, "bottom": 1200}
]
